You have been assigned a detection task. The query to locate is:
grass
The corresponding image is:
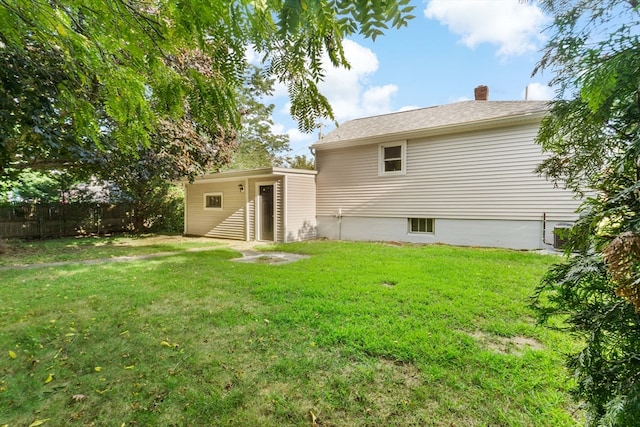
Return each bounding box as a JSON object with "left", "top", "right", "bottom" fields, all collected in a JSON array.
[
  {"left": 0, "top": 238, "right": 581, "bottom": 426},
  {"left": 0, "top": 234, "right": 224, "bottom": 267}
]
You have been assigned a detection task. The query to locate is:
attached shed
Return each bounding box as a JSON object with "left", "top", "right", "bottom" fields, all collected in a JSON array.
[{"left": 183, "top": 167, "right": 317, "bottom": 243}]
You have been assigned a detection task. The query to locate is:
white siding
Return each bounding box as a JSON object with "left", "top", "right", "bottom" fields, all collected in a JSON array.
[
  {"left": 275, "top": 178, "right": 284, "bottom": 242},
  {"left": 285, "top": 174, "right": 317, "bottom": 242},
  {"left": 316, "top": 123, "right": 580, "bottom": 222},
  {"left": 185, "top": 181, "right": 246, "bottom": 240},
  {"left": 247, "top": 182, "right": 256, "bottom": 241}
]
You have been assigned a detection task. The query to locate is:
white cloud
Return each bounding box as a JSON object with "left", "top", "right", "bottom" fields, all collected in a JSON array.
[
  {"left": 317, "top": 39, "right": 396, "bottom": 121},
  {"left": 424, "top": 0, "right": 548, "bottom": 57},
  {"left": 245, "top": 45, "right": 260, "bottom": 65},
  {"left": 397, "top": 105, "right": 422, "bottom": 112},
  {"left": 362, "top": 84, "right": 399, "bottom": 116},
  {"left": 287, "top": 127, "right": 316, "bottom": 144},
  {"left": 523, "top": 82, "right": 554, "bottom": 100},
  {"left": 269, "top": 39, "right": 400, "bottom": 151}
]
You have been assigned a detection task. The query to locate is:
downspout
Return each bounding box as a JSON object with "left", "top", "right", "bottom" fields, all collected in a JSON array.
[
  {"left": 542, "top": 212, "right": 548, "bottom": 245},
  {"left": 335, "top": 208, "right": 343, "bottom": 240}
]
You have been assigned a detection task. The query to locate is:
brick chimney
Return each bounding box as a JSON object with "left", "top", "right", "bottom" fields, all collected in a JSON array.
[{"left": 474, "top": 85, "right": 489, "bottom": 101}]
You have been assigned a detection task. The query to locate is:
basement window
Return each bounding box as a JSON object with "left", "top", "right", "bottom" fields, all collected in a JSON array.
[
  {"left": 204, "top": 192, "right": 223, "bottom": 210},
  {"left": 379, "top": 141, "right": 407, "bottom": 176},
  {"left": 408, "top": 218, "right": 434, "bottom": 233}
]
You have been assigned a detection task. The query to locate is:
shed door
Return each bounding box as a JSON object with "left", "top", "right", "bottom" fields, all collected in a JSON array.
[{"left": 259, "top": 184, "right": 274, "bottom": 241}]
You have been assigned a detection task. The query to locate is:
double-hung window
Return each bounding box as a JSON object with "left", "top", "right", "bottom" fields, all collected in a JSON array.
[{"left": 379, "top": 141, "right": 407, "bottom": 176}]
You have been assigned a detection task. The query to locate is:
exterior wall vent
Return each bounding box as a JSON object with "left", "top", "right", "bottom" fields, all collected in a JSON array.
[{"left": 553, "top": 223, "right": 572, "bottom": 250}]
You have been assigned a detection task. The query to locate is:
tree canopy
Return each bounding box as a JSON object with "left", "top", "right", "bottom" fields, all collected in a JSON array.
[
  {"left": 0, "top": 0, "right": 415, "bottom": 176},
  {"left": 229, "top": 65, "right": 291, "bottom": 170},
  {"left": 532, "top": 1, "right": 640, "bottom": 424}
]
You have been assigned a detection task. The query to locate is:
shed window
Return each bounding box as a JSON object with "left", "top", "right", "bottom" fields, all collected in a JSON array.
[
  {"left": 204, "top": 193, "right": 223, "bottom": 210},
  {"left": 409, "top": 218, "right": 434, "bottom": 233},
  {"left": 379, "top": 141, "right": 406, "bottom": 176}
]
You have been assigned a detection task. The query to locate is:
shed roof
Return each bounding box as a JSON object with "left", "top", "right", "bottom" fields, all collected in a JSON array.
[
  {"left": 182, "top": 167, "right": 316, "bottom": 184},
  {"left": 311, "top": 100, "right": 550, "bottom": 149}
]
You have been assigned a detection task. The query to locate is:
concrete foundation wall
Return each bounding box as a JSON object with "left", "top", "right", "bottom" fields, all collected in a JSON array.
[{"left": 317, "top": 215, "right": 568, "bottom": 250}]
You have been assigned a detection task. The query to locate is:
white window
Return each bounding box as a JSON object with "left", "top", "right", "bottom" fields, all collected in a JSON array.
[
  {"left": 408, "top": 218, "right": 434, "bottom": 233},
  {"left": 204, "top": 192, "right": 223, "bottom": 210},
  {"left": 379, "top": 141, "right": 406, "bottom": 176}
]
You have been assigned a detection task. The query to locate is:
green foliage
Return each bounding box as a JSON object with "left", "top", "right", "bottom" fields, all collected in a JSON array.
[
  {"left": 229, "top": 66, "right": 291, "bottom": 170},
  {"left": 0, "top": 0, "right": 415, "bottom": 175},
  {"left": 532, "top": 1, "right": 640, "bottom": 425},
  {"left": 1, "top": 170, "right": 64, "bottom": 202},
  {"left": 277, "top": 154, "right": 316, "bottom": 169}
]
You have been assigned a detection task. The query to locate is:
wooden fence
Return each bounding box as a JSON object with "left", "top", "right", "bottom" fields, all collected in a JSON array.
[{"left": 0, "top": 202, "right": 135, "bottom": 239}]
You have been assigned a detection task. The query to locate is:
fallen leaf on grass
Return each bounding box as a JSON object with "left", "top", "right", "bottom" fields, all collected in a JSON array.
[
  {"left": 94, "top": 366, "right": 102, "bottom": 372},
  {"left": 29, "top": 419, "right": 50, "bottom": 427},
  {"left": 44, "top": 373, "right": 54, "bottom": 384},
  {"left": 72, "top": 394, "right": 87, "bottom": 402},
  {"left": 8, "top": 350, "right": 16, "bottom": 359}
]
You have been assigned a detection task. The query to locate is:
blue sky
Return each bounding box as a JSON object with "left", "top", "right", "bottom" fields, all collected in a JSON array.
[{"left": 265, "top": 0, "right": 556, "bottom": 156}]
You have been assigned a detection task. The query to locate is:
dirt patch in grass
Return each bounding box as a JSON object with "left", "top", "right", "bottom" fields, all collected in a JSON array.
[
  {"left": 469, "top": 331, "right": 545, "bottom": 356},
  {"left": 231, "top": 251, "right": 310, "bottom": 265}
]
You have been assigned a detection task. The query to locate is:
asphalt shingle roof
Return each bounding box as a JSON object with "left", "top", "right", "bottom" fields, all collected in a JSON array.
[{"left": 313, "top": 100, "right": 550, "bottom": 146}]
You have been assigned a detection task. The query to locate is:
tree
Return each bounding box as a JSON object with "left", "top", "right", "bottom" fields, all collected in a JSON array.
[
  {"left": 531, "top": 1, "right": 640, "bottom": 425},
  {"left": 0, "top": 0, "right": 415, "bottom": 176},
  {"left": 0, "top": 169, "right": 64, "bottom": 203},
  {"left": 277, "top": 154, "right": 316, "bottom": 169},
  {"left": 83, "top": 119, "right": 237, "bottom": 232},
  {"left": 229, "top": 66, "right": 291, "bottom": 170}
]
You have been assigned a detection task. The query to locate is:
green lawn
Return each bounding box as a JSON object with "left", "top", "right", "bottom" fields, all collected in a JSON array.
[
  {"left": 0, "top": 234, "right": 224, "bottom": 267},
  {"left": 0, "top": 238, "right": 581, "bottom": 426}
]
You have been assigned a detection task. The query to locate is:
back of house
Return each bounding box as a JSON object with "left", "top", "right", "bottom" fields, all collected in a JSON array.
[{"left": 311, "top": 90, "right": 580, "bottom": 250}]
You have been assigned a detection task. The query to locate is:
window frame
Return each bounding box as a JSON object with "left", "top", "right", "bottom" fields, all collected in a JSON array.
[
  {"left": 203, "top": 192, "right": 223, "bottom": 210},
  {"left": 378, "top": 140, "right": 407, "bottom": 176},
  {"left": 408, "top": 218, "right": 434, "bottom": 234}
]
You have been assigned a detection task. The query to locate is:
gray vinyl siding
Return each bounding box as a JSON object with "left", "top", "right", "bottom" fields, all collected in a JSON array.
[
  {"left": 316, "top": 123, "right": 580, "bottom": 222},
  {"left": 185, "top": 180, "right": 246, "bottom": 240},
  {"left": 285, "top": 174, "right": 317, "bottom": 241}
]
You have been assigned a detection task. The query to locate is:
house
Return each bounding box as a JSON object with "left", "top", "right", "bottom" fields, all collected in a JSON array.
[
  {"left": 310, "top": 89, "right": 581, "bottom": 250},
  {"left": 184, "top": 87, "right": 581, "bottom": 249},
  {"left": 182, "top": 167, "right": 316, "bottom": 242}
]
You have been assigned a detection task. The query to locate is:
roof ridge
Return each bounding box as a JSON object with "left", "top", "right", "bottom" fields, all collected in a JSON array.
[
  {"left": 313, "top": 100, "right": 550, "bottom": 147},
  {"left": 340, "top": 100, "right": 548, "bottom": 124}
]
